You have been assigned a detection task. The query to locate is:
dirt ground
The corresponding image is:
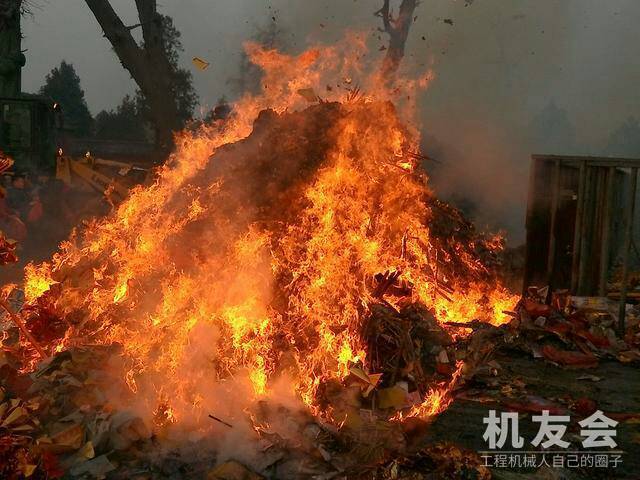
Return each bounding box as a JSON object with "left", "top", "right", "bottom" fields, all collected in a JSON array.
[{"left": 428, "top": 350, "right": 640, "bottom": 479}]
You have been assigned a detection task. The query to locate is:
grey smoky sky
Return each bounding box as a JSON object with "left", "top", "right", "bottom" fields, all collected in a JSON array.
[{"left": 20, "top": 1, "right": 640, "bottom": 241}]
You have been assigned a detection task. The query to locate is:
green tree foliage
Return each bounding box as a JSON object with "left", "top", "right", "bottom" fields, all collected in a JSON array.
[
  {"left": 94, "top": 95, "right": 146, "bottom": 141},
  {"left": 135, "top": 15, "right": 198, "bottom": 129},
  {"left": 39, "top": 60, "right": 93, "bottom": 136}
]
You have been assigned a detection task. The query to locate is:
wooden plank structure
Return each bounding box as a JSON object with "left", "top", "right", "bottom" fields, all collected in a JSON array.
[{"left": 524, "top": 155, "right": 640, "bottom": 333}]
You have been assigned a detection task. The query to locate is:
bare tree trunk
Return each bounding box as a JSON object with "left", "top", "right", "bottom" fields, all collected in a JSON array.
[
  {"left": 376, "top": 0, "right": 418, "bottom": 81},
  {"left": 84, "top": 0, "right": 181, "bottom": 153}
]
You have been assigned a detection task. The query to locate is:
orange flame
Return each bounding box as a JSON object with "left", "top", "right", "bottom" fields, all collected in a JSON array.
[{"left": 20, "top": 37, "right": 516, "bottom": 424}]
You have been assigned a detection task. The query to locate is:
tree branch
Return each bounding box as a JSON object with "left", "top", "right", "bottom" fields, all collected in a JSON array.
[
  {"left": 84, "top": 0, "right": 145, "bottom": 81},
  {"left": 374, "top": 0, "right": 392, "bottom": 34},
  {"left": 376, "top": 0, "right": 419, "bottom": 80},
  {"left": 85, "top": 0, "right": 182, "bottom": 151},
  {"left": 134, "top": 0, "right": 157, "bottom": 51},
  {"left": 134, "top": 0, "right": 173, "bottom": 80}
]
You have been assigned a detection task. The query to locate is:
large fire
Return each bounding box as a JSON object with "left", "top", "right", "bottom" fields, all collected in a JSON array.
[{"left": 21, "top": 38, "right": 517, "bottom": 428}]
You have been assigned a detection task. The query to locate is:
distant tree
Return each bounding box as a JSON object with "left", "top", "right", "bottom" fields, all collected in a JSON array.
[
  {"left": 84, "top": 1, "right": 198, "bottom": 153},
  {"left": 39, "top": 61, "right": 93, "bottom": 136},
  {"left": 230, "top": 20, "right": 287, "bottom": 96},
  {"left": 529, "top": 100, "right": 577, "bottom": 154},
  {"left": 94, "top": 95, "right": 147, "bottom": 141},
  {"left": 375, "top": 0, "right": 419, "bottom": 80},
  {"left": 604, "top": 116, "right": 640, "bottom": 157}
]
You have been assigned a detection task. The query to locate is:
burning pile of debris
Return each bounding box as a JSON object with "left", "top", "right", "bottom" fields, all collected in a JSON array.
[
  {"left": 1, "top": 42, "right": 636, "bottom": 478},
  {"left": 0, "top": 89, "right": 519, "bottom": 478}
]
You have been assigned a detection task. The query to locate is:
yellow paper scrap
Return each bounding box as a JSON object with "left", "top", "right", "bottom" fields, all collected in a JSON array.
[{"left": 192, "top": 56, "right": 210, "bottom": 71}]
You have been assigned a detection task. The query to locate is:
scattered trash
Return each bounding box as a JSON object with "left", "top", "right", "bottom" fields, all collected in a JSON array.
[
  {"left": 0, "top": 234, "right": 17, "bottom": 265},
  {"left": 208, "top": 460, "right": 263, "bottom": 480},
  {"left": 68, "top": 455, "right": 115, "bottom": 479}
]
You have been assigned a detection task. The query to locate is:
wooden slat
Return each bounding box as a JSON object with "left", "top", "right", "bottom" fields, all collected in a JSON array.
[
  {"left": 571, "top": 161, "right": 587, "bottom": 293},
  {"left": 577, "top": 167, "right": 595, "bottom": 294},
  {"left": 617, "top": 168, "right": 638, "bottom": 335},
  {"left": 598, "top": 167, "right": 615, "bottom": 295},
  {"left": 546, "top": 159, "right": 561, "bottom": 287},
  {"left": 532, "top": 154, "right": 640, "bottom": 168}
]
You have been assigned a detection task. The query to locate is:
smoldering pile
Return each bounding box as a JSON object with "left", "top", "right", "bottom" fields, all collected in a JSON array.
[{"left": 0, "top": 100, "right": 514, "bottom": 479}]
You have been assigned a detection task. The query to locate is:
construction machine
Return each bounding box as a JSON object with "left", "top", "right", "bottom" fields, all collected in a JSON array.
[
  {"left": 0, "top": 95, "right": 150, "bottom": 202},
  {"left": 0, "top": 4, "right": 150, "bottom": 202}
]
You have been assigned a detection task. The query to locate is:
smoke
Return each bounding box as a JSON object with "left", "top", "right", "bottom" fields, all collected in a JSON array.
[
  {"left": 21, "top": 1, "right": 640, "bottom": 242},
  {"left": 422, "top": 116, "right": 528, "bottom": 240}
]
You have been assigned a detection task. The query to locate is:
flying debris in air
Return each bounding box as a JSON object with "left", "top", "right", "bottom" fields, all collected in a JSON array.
[{"left": 192, "top": 57, "right": 210, "bottom": 71}]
